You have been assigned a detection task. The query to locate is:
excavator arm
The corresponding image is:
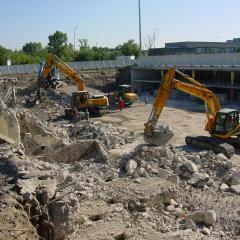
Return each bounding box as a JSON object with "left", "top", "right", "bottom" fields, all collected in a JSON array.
[
  {"left": 39, "top": 53, "right": 84, "bottom": 91},
  {"left": 144, "top": 68, "right": 221, "bottom": 145}
]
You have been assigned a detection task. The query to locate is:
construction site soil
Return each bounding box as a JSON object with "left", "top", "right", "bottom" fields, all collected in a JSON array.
[{"left": 0, "top": 70, "right": 240, "bottom": 240}]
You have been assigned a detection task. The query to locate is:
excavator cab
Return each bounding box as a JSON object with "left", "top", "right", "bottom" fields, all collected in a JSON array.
[
  {"left": 214, "top": 109, "right": 239, "bottom": 134},
  {"left": 117, "top": 85, "right": 138, "bottom": 105},
  {"left": 71, "top": 91, "right": 89, "bottom": 107}
]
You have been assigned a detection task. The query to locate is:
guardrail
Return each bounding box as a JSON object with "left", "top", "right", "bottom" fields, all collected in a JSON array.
[{"left": 1, "top": 53, "right": 240, "bottom": 75}]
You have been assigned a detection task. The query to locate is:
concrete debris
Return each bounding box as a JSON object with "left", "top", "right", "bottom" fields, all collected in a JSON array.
[
  {"left": 216, "top": 153, "right": 228, "bottom": 161},
  {"left": 158, "top": 168, "right": 171, "bottom": 179},
  {"left": 219, "top": 183, "right": 230, "bottom": 192},
  {"left": 0, "top": 100, "right": 21, "bottom": 146},
  {"left": 40, "top": 139, "right": 109, "bottom": 163},
  {"left": 69, "top": 120, "right": 136, "bottom": 149},
  {"left": 189, "top": 210, "right": 217, "bottom": 226},
  {"left": 230, "top": 184, "right": 240, "bottom": 194},
  {"left": 167, "top": 174, "right": 180, "bottom": 185},
  {"left": 1, "top": 82, "right": 240, "bottom": 240},
  {"left": 144, "top": 123, "right": 174, "bottom": 146},
  {"left": 185, "top": 218, "right": 198, "bottom": 231},
  {"left": 201, "top": 227, "right": 211, "bottom": 236},
  {"left": 122, "top": 144, "right": 234, "bottom": 190},
  {"left": 49, "top": 193, "right": 79, "bottom": 240},
  {"left": 125, "top": 159, "right": 138, "bottom": 175},
  {"left": 183, "top": 160, "right": 199, "bottom": 173},
  {"left": 77, "top": 215, "right": 88, "bottom": 224},
  {"left": 187, "top": 173, "right": 210, "bottom": 187},
  {"left": 227, "top": 171, "right": 240, "bottom": 186}
]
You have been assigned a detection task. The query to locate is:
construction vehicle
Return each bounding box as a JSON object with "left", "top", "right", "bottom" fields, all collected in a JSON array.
[
  {"left": 38, "top": 53, "right": 109, "bottom": 116},
  {"left": 108, "top": 84, "right": 138, "bottom": 106},
  {"left": 144, "top": 68, "right": 240, "bottom": 158}
]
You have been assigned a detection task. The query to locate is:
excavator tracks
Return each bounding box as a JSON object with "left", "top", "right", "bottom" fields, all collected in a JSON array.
[{"left": 185, "top": 136, "right": 235, "bottom": 158}]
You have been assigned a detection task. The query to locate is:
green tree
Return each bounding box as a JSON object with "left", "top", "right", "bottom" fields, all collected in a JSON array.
[
  {"left": 76, "top": 39, "right": 94, "bottom": 61},
  {"left": 22, "top": 42, "right": 43, "bottom": 55},
  {"left": 117, "top": 39, "right": 140, "bottom": 57},
  {"left": 61, "top": 43, "right": 74, "bottom": 62},
  {"left": 0, "top": 45, "right": 10, "bottom": 65},
  {"left": 48, "top": 31, "right": 68, "bottom": 57},
  {"left": 75, "top": 39, "right": 119, "bottom": 61},
  {"left": 9, "top": 50, "right": 32, "bottom": 64}
]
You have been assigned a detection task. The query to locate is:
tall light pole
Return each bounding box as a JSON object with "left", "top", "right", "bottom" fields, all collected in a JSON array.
[
  {"left": 153, "top": 28, "right": 159, "bottom": 48},
  {"left": 74, "top": 26, "right": 78, "bottom": 51},
  {"left": 138, "top": 0, "right": 142, "bottom": 56}
]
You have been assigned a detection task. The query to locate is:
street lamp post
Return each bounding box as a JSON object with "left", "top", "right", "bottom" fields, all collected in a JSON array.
[
  {"left": 153, "top": 28, "right": 159, "bottom": 48},
  {"left": 74, "top": 26, "right": 78, "bottom": 51},
  {"left": 138, "top": 0, "right": 142, "bottom": 56}
]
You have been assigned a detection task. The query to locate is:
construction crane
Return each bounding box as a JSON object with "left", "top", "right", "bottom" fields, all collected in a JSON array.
[
  {"left": 38, "top": 53, "right": 109, "bottom": 116},
  {"left": 144, "top": 68, "right": 240, "bottom": 157}
]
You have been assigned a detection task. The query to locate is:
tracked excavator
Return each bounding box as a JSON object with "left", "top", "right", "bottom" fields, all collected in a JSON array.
[
  {"left": 38, "top": 53, "right": 109, "bottom": 116},
  {"left": 144, "top": 68, "right": 240, "bottom": 158}
]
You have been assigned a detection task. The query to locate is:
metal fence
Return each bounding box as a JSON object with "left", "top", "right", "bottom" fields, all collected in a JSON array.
[
  {"left": 1, "top": 53, "right": 240, "bottom": 75},
  {"left": 0, "top": 59, "right": 135, "bottom": 75}
]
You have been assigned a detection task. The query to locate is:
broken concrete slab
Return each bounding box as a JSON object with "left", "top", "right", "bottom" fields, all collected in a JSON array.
[
  {"left": 17, "top": 177, "right": 57, "bottom": 201},
  {"left": 49, "top": 193, "right": 79, "bottom": 240},
  {"left": 158, "top": 168, "right": 171, "bottom": 179},
  {"left": 187, "top": 173, "right": 210, "bottom": 187},
  {"left": 125, "top": 159, "right": 138, "bottom": 175},
  {"left": 230, "top": 184, "right": 240, "bottom": 194},
  {"left": 228, "top": 171, "right": 240, "bottom": 186},
  {"left": 189, "top": 210, "right": 217, "bottom": 226},
  {"left": 219, "top": 183, "right": 230, "bottom": 192},
  {"left": 0, "top": 101, "right": 21, "bottom": 146},
  {"left": 183, "top": 160, "right": 198, "bottom": 173},
  {"left": 38, "top": 140, "right": 109, "bottom": 163}
]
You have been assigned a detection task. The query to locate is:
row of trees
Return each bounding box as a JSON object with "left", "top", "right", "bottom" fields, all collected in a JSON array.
[{"left": 0, "top": 31, "right": 140, "bottom": 65}]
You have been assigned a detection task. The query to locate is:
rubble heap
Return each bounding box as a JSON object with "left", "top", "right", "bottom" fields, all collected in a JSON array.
[
  {"left": 69, "top": 120, "right": 136, "bottom": 149},
  {"left": 122, "top": 144, "right": 239, "bottom": 191}
]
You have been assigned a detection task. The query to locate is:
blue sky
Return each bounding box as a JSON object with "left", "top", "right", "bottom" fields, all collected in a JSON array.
[{"left": 1, "top": 0, "right": 239, "bottom": 50}]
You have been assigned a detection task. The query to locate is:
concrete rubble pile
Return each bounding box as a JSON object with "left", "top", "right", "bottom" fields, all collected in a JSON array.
[
  {"left": 69, "top": 120, "right": 136, "bottom": 149},
  {"left": 0, "top": 143, "right": 80, "bottom": 240},
  {"left": 1, "top": 97, "right": 240, "bottom": 238},
  {"left": 123, "top": 144, "right": 240, "bottom": 193}
]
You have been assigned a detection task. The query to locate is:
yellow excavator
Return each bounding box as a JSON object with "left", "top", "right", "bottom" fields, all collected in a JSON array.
[
  {"left": 38, "top": 53, "right": 109, "bottom": 116},
  {"left": 111, "top": 84, "right": 138, "bottom": 106},
  {"left": 144, "top": 68, "right": 240, "bottom": 157}
]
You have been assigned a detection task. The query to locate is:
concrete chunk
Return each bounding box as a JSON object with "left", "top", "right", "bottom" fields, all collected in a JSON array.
[{"left": 230, "top": 184, "right": 240, "bottom": 194}]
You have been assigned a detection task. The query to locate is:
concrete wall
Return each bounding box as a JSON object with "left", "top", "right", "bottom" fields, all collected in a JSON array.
[{"left": 127, "top": 67, "right": 240, "bottom": 102}]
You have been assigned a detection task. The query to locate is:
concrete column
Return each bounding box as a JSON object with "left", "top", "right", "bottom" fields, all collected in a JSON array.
[
  {"left": 213, "top": 71, "right": 216, "bottom": 82},
  {"left": 192, "top": 69, "right": 196, "bottom": 79},
  {"left": 230, "top": 71, "right": 235, "bottom": 86},
  {"left": 230, "top": 71, "right": 235, "bottom": 101},
  {"left": 161, "top": 70, "right": 164, "bottom": 81}
]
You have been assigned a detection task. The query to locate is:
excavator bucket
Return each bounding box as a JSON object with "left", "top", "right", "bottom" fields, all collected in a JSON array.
[{"left": 144, "top": 124, "right": 174, "bottom": 146}]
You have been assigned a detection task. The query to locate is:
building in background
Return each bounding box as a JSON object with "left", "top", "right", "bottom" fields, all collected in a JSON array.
[{"left": 149, "top": 38, "right": 240, "bottom": 56}]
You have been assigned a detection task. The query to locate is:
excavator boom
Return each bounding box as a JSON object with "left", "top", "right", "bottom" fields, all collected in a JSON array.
[{"left": 39, "top": 53, "right": 84, "bottom": 91}]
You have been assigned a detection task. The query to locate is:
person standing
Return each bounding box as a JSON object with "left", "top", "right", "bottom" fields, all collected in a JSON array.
[{"left": 118, "top": 97, "right": 125, "bottom": 111}]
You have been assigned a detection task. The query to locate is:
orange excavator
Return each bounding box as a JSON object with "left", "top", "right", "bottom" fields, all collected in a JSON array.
[
  {"left": 38, "top": 53, "right": 109, "bottom": 116},
  {"left": 144, "top": 68, "right": 240, "bottom": 157}
]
